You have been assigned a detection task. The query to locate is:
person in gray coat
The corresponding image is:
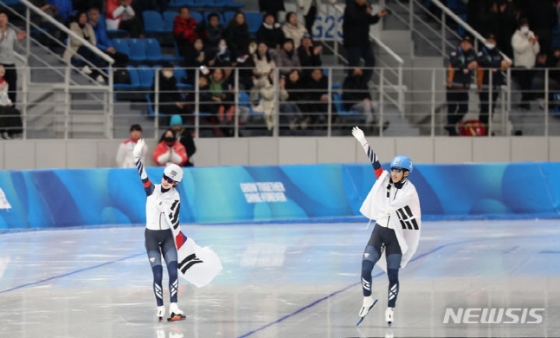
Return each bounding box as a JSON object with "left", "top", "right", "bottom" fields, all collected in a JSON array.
[{"left": 275, "top": 38, "right": 301, "bottom": 76}]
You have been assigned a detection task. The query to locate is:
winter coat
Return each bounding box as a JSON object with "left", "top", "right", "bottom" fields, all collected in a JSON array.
[
  {"left": 446, "top": 46, "right": 478, "bottom": 89},
  {"left": 342, "top": 0, "right": 380, "bottom": 47},
  {"left": 342, "top": 73, "right": 371, "bottom": 110},
  {"left": 511, "top": 29, "right": 540, "bottom": 69},
  {"left": 282, "top": 23, "right": 308, "bottom": 49},
  {"left": 253, "top": 53, "right": 276, "bottom": 77},
  {"left": 173, "top": 15, "right": 199, "bottom": 43},
  {"left": 259, "top": 80, "right": 289, "bottom": 119},
  {"left": 275, "top": 49, "right": 301, "bottom": 75},
  {"left": 224, "top": 22, "right": 250, "bottom": 56},
  {"left": 297, "top": 44, "right": 322, "bottom": 77},
  {"left": 63, "top": 22, "right": 96, "bottom": 62},
  {"left": 204, "top": 23, "right": 224, "bottom": 49},
  {"left": 153, "top": 140, "right": 188, "bottom": 167},
  {"left": 256, "top": 22, "right": 285, "bottom": 49}
]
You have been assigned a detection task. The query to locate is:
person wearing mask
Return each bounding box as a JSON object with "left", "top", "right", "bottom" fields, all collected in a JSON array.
[
  {"left": 153, "top": 129, "right": 188, "bottom": 166},
  {"left": 276, "top": 38, "right": 301, "bottom": 76},
  {"left": 208, "top": 39, "right": 232, "bottom": 67},
  {"left": 282, "top": 12, "right": 308, "bottom": 49},
  {"left": 342, "top": 0, "right": 388, "bottom": 82},
  {"left": 116, "top": 123, "right": 147, "bottom": 167},
  {"left": 445, "top": 36, "right": 478, "bottom": 136},
  {"left": 169, "top": 115, "right": 196, "bottom": 167},
  {"left": 476, "top": 34, "right": 511, "bottom": 134},
  {"left": 512, "top": 19, "right": 540, "bottom": 110},
  {"left": 0, "top": 12, "right": 26, "bottom": 105},
  {"left": 63, "top": 11, "right": 107, "bottom": 83}
]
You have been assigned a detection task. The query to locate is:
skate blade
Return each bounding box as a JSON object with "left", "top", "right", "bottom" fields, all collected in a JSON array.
[
  {"left": 356, "top": 299, "right": 378, "bottom": 326},
  {"left": 167, "top": 315, "right": 186, "bottom": 322}
]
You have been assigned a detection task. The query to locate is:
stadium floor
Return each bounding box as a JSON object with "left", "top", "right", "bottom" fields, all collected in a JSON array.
[{"left": 1, "top": 220, "right": 559, "bottom": 338}]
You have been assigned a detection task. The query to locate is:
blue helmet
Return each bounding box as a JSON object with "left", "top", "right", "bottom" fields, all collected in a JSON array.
[{"left": 390, "top": 155, "right": 413, "bottom": 173}]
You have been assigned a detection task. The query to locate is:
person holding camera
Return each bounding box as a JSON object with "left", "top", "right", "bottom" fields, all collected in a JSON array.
[{"left": 342, "top": 0, "right": 388, "bottom": 82}]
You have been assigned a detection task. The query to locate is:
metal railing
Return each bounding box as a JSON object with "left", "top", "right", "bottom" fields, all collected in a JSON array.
[{"left": 2, "top": 66, "right": 558, "bottom": 140}]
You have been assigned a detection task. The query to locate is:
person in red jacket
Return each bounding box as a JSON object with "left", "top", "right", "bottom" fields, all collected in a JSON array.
[
  {"left": 105, "top": 0, "right": 143, "bottom": 37},
  {"left": 153, "top": 129, "right": 188, "bottom": 166},
  {"left": 173, "top": 7, "right": 200, "bottom": 59}
]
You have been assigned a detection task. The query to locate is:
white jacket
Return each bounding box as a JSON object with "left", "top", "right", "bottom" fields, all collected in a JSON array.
[
  {"left": 116, "top": 139, "right": 148, "bottom": 168},
  {"left": 282, "top": 22, "right": 308, "bottom": 48},
  {"left": 360, "top": 171, "right": 421, "bottom": 271},
  {"left": 145, "top": 183, "right": 180, "bottom": 231},
  {"left": 297, "top": 0, "right": 337, "bottom": 16},
  {"left": 511, "top": 29, "right": 540, "bottom": 69}
]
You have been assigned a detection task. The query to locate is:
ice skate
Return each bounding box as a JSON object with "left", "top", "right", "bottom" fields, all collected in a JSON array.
[
  {"left": 385, "top": 307, "right": 394, "bottom": 327},
  {"left": 157, "top": 306, "right": 165, "bottom": 322},
  {"left": 356, "top": 296, "right": 378, "bottom": 326},
  {"left": 167, "top": 303, "right": 186, "bottom": 322}
]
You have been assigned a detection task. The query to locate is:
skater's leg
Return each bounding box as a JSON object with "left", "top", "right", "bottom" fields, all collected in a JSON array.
[
  {"left": 145, "top": 229, "right": 164, "bottom": 307},
  {"left": 162, "top": 236, "right": 179, "bottom": 304},
  {"left": 386, "top": 254, "right": 402, "bottom": 308},
  {"left": 362, "top": 225, "right": 383, "bottom": 297}
]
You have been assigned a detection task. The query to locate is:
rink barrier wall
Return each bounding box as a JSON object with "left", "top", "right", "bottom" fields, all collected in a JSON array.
[{"left": 0, "top": 162, "right": 559, "bottom": 229}]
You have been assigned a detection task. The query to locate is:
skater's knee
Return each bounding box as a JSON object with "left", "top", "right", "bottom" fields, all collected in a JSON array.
[
  {"left": 147, "top": 250, "right": 162, "bottom": 268},
  {"left": 152, "top": 265, "right": 163, "bottom": 281},
  {"left": 386, "top": 253, "right": 402, "bottom": 270},
  {"left": 363, "top": 245, "right": 380, "bottom": 263}
]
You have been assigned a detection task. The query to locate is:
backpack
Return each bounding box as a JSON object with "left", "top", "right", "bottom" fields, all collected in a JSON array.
[{"left": 114, "top": 68, "right": 131, "bottom": 84}]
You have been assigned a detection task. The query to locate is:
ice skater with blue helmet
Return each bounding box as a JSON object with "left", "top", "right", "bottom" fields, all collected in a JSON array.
[{"left": 351, "top": 126, "right": 422, "bottom": 327}]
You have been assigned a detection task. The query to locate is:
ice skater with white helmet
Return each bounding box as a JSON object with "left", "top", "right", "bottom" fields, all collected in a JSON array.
[
  {"left": 351, "top": 126, "right": 422, "bottom": 327},
  {"left": 132, "top": 139, "right": 186, "bottom": 322}
]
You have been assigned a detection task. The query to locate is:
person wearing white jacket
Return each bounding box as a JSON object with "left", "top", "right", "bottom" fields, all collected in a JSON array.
[
  {"left": 282, "top": 12, "right": 308, "bottom": 49},
  {"left": 511, "top": 19, "right": 540, "bottom": 110},
  {"left": 297, "top": 0, "right": 336, "bottom": 34},
  {"left": 352, "top": 126, "right": 421, "bottom": 328}
]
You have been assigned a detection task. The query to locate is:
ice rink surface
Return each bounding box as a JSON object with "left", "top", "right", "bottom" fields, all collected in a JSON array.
[{"left": 1, "top": 219, "right": 560, "bottom": 338}]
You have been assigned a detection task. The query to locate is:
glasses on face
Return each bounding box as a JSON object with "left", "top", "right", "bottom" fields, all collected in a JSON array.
[
  {"left": 162, "top": 175, "right": 176, "bottom": 184},
  {"left": 391, "top": 168, "right": 404, "bottom": 173}
]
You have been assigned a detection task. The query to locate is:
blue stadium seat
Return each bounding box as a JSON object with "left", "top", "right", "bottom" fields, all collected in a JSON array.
[
  {"left": 457, "top": 14, "right": 467, "bottom": 38},
  {"left": 128, "top": 38, "right": 147, "bottom": 62},
  {"left": 146, "top": 93, "right": 158, "bottom": 116},
  {"left": 194, "top": 0, "right": 213, "bottom": 7},
  {"left": 136, "top": 65, "right": 155, "bottom": 90},
  {"left": 163, "top": 11, "right": 178, "bottom": 32},
  {"left": 245, "top": 11, "right": 263, "bottom": 34},
  {"left": 145, "top": 38, "right": 177, "bottom": 62},
  {"left": 238, "top": 91, "right": 262, "bottom": 116},
  {"left": 173, "top": 40, "right": 185, "bottom": 61},
  {"left": 174, "top": 66, "right": 193, "bottom": 90},
  {"left": 190, "top": 11, "right": 203, "bottom": 24},
  {"left": 114, "top": 66, "right": 140, "bottom": 90},
  {"left": 215, "top": 0, "right": 244, "bottom": 8},
  {"left": 332, "top": 93, "right": 363, "bottom": 119},
  {"left": 112, "top": 38, "right": 130, "bottom": 56},
  {"left": 223, "top": 11, "right": 236, "bottom": 25},
  {"left": 143, "top": 11, "right": 165, "bottom": 33},
  {"left": 168, "top": 0, "right": 197, "bottom": 8}
]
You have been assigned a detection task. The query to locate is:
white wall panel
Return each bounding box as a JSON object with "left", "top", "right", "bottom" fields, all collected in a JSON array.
[
  {"left": 472, "top": 137, "right": 511, "bottom": 163},
  {"left": 36, "top": 140, "right": 66, "bottom": 169},
  {"left": 356, "top": 137, "right": 396, "bottom": 164},
  {"left": 395, "top": 137, "right": 434, "bottom": 163},
  {"left": 318, "top": 137, "right": 355, "bottom": 163},
  {"left": 249, "top": 138, "right": 278, "bottom": 166},
  {"left": 549, "top": 137, "right": 560, "bottom": 162},
  {"left": 434, "top": 138, "right": 472, "bottom": 163},
  {"left": 278, "top": 138, "right": 317, "bottom": 164},
  {"left": 219, "top": 139, "right": 250, "bottom": 166},
  {"left": 511, "top": 137, "right": 548, "bottom": 162},
  {"left": 66, "top": 141, "right": 98, "bottom": 168},
  {"left": 4, "top": 141, "right": 35, "bottom": 170},
  {"left": 194, "top": 138, "right": 220, "bottom": 167}
]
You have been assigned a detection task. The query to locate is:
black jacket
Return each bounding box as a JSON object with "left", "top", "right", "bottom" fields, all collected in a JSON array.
[
  {"left": 297, "top": 45, "right": 322, "bottom": 78},
  {"left": 342, "top": 0, "right": 380, "bottom": 47},
  {"left": 177, "top": 128, "right": 196, "bottom": 167},
  {"left": 342, "top": 73, "right": 371, "bottom": 110},
  {"left": 256, "top": 23, "right": 285, "bottom": 49},
  {"left": 204, "top": 23, "right": 224, "bottom": 50},
  {"left": 224, "top": 23, "right": 250, "bottom": 57},
  {"left": 285, "top": 76, "right": 307, "bottom": 104},
  {"left": 447, "top": 46, "right": 477, "bottom": 89},
  {"left": 476, "top": 46, "right": 505, "bottom": 88}
]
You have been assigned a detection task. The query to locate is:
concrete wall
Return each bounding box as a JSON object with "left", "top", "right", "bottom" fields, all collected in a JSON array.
[{"left": 2, "top": 136, "right": 559, "bottom": 170}]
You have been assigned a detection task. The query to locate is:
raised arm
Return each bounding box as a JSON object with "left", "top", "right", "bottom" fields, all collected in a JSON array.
[
  {"left": 133, "top": 139, "right": 155, "bottom": 196},
  {"left": 352, "top": 126, "right": 383, "bottom": 178}
]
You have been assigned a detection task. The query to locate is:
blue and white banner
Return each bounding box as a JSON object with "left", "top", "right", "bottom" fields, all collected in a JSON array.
[{"left": 0, "top": 163, "right": 559, "bottom": 229}]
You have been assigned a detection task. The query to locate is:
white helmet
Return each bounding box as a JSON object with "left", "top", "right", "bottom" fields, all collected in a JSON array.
[{"left": 163, "top": 164, "right": 183, "bottom": 183}]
